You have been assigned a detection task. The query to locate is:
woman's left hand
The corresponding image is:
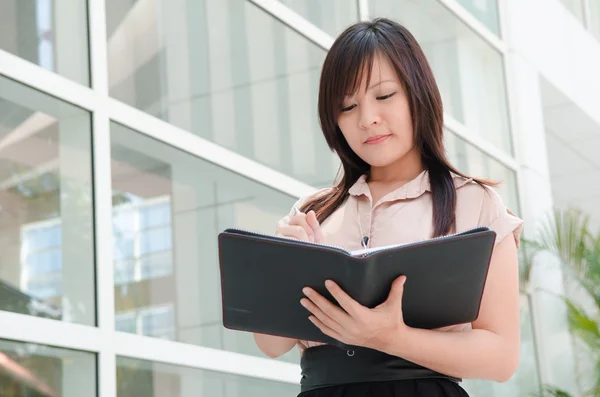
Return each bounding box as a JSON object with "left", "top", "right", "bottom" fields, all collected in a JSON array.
[{"left": 300, "top": 276, "right": 408, "bottom": 351}]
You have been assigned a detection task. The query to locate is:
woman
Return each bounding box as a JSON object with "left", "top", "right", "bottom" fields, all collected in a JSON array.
[{"left": 253, "top": 17, "right": 523, "bottom": 397}]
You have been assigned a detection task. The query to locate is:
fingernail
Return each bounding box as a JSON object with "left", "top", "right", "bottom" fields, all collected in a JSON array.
[
  {"left": 325, "top": 280, "right": 333, "bottom": 288},
  {"left": 302, "top": 287, "right": 310, "bottom": 295},
  {"left": 300, "top": 299, "right": 307, "bottom": 307}
]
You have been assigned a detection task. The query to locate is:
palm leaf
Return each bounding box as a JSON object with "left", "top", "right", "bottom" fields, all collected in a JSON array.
[
  {"left": 564, "top": 298, "right": 600, "bottom": 352},
  {"left": 540, "top": 385, "right": 575, "bottom": 397},
  {"left": 537, "top": 208, "right": 591, "bottom": 270},
  {"left": 524, "top": 208, "right": 600, "bottom": 396},
  {"left": 531, "top": 209, "right": 600, "bottom": 308}
]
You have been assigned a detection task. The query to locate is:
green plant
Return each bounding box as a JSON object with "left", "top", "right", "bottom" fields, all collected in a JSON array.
[{"left": 522, "top": 208, "right": 600, "bottom": 397}]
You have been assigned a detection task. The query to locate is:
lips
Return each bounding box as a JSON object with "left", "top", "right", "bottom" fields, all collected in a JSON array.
[{"left": 364, "top": 134, "right": 391, "bottom": 144}]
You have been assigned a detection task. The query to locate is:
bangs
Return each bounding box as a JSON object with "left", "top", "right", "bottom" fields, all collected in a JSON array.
[{"left": 330, "top": 31, "right": 379, "bottom": 110}]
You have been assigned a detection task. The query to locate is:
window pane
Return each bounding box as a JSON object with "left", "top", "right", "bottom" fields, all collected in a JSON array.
[
  {"left": 106, "top": 0, "right": 338, "bottom": 186},
  {"left": 0, "top": 75, "right": 94, "bottom": 325},
  {"left": 462, "top": 295, "right": 540, "bottom": 396},
  {"left": 279, "top": 0, "right": 359, "bottom": 37},
  {"left": 0, "top": 0, "right": 90, "bottom": 85},
  {"left": 371, "top": 0, "right": 512, "bottom": 154},
  {"left": 455, "top": 0, "right": 500, "bottom": 35},
  {"left": 446, "top": 131, "right": 519, "bottom": 212},
  {"left": 116, "top": 312, "right": 137, "bottom": 334},
  {"left": 0, "top": 339, "right": 96, "bottom": 397},
  {"left": 111, "top": 122, "right": 300, "bottom": 363},
  {"left": 117, "top": 357, "right": 299, "bottom": 397}
]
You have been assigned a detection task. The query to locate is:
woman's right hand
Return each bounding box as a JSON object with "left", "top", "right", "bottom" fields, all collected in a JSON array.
[
  {"left": 254, "top": 209, "right": 325, "bottom": 359},
  {"left": 276, "top": 209, "right": 324, "bottom": 244}
]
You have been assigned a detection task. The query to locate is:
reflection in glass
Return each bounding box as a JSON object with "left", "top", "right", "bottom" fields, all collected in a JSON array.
[
  {"left": 0, "top": 0, "right": 90, "bottom": 85},
  {"left": 0, "top": 339, "right": 96, "bottom": 397},
  {"left": 106, "top": 0, "right": 337, "bottom": 186},
  {"left": 279, "top": 0, "right": 359, "bottom": 37},
  {"left": 0, "top": 75, "right": 95, "bottom": 325},
  {"left": 371, "top": 0, "right": 512, "bottom": 154},
  {"left": 455, "top": 0, "right": 500, "bottom": 35},
  {"left": 117, "top": 356, "right": 299, "bottom": 397},
  {"left": 446, "top": 131, "right": 519, "bottom": 212},
  {"left": 111, "top": 122, "right": 300, "bottom": 363}
]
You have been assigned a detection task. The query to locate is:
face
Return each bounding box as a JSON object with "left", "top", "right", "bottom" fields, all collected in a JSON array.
[{"left": 336, "top": 55, "right": 415, "bottom": 168}]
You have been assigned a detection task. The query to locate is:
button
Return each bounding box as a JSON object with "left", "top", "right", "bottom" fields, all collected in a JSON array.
[{"left": 347, "top": 350, "right": 355, "bottom": 357}]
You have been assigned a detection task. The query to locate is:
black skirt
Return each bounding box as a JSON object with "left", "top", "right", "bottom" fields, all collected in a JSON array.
[
  {"left": 298, "top": 378, "right": 470, "bottom": 397},
  {"left": 299, "top": 345, "right": 469, "bottom": 397}
]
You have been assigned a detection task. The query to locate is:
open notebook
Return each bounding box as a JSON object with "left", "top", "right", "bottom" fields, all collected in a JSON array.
[{"left": 218, "top": 227, "right": 496, "bottom": 345}]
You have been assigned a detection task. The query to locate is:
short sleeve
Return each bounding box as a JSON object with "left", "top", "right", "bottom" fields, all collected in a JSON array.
[
  {"left": 276, "top": 188, "right": 333, "bottom": 229},
  {"left": 478, "top": 187, "right": 524, "bottom": 248}
]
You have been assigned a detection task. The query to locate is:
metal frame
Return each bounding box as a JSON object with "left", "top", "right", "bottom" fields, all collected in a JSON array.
[
  {"left": 88, "top": 0, "right": 118, "bottom": 396},
  {"left": 248, "top": 0, "right": 334, "bottom": 49},
  {"left": 436, "top": 0, "right": 507, "bottom": 54},
  {"left": 0, "top": 0, "right": 542, "bottom": 396}
]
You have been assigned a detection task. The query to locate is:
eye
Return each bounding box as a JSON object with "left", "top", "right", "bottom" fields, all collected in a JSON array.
[
  {"left": 376, "top": 92, "right": 396, "bottom": 100},
  {"left": 341, "top": 104, "right": 356, "bottom": 112}
]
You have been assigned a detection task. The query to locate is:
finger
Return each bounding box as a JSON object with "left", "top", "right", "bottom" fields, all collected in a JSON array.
[
  {"left": 303, "top": 287, "right": 350, "bottom": 326},
  {"left": 308, "top": 316, "right": 345, "bottom": 343},
  {"left": 380, "top": 276, "right": 406, "bottom": 309},
  {"left": 276, "top": 225, "right": 309, "bottom": 241},
  {"left": 324, "top": 280, "right": 363, "bottom": 317},
  {"left": 306, "top": 211, "right": 324, "bottom": 244},
  {"left": 289, "top": 214, "right": 314, "bottom": 243},
  {"left": 300, "top": 297, "right": 344, "bottom": 332}
]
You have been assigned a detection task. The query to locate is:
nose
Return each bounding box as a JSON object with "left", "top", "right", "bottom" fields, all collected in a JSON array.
[{"left": 358, "top": 104, "right": 381, "bottom": 129}]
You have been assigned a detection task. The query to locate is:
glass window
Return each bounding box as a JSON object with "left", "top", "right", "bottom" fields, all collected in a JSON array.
[
  {"left": 111, "top": 122, "right": 301, "bottom": 363},
  {"left": 116, "top": 312, "right": 138, "bottom": 334},
  {"left": 0, "top": 0, "right": 89, "bottom": 85},
  {"left": 106, "top": 0, "right": 338, "bottom": 187},
  {"left": 0, "top": 75, "right": 94, "bottom": 325},
  {"left": 446, "top": 131, "right": 519, "bottom": 213},
  {"left": 0, "top": 339, "right": 96, "bottom": 397},
  {"left": 462, "top": 295, "right": 541, "bottom": 396},
  {"left": 113, "top": 197, "right": 173, "bottom": 286},
  {"left": 117, "top": 356, "right": 299, "bottom": 397},
  {"left": 455, "top": 0, "right": 500, "bottom": 35},
  {"left": 278, "top": 0, "right": 359, "bottom": 37},
  {"left": 140, "top": 305, "right": 175, "bottom": 339},
  {"left": 115, "top": 305, "right": 175, "bottom": 340},
  {"left": 371, "top": 0, "right": 513, "bottom": 154}
]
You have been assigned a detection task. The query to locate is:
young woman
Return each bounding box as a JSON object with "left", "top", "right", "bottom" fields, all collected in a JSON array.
[{"left": 253, "top": 17, "right": 523, "bottom": 397}]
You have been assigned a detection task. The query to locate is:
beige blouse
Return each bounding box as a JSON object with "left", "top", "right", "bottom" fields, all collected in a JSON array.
[{"left": 277, "top": 170, "right": 524, "bottom": 350}]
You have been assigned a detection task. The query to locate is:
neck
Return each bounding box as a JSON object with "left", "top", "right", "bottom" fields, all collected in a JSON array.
[{"left": 368, "top": 146, "right": 425, "bottom": 184}]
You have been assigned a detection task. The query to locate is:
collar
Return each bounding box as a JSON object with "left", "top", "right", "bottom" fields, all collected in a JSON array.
[{"left": 348, "top": 169, "right": 474, "bottom": 200}]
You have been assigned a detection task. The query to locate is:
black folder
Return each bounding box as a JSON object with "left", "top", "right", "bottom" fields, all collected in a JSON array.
[{"left": 218, "top": 227, "right": 496, "bottom": 345}]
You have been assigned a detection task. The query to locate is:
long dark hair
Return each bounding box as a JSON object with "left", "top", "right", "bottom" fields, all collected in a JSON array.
[{"left": 300, "top": 18, "right": 495, "bottom": 237}]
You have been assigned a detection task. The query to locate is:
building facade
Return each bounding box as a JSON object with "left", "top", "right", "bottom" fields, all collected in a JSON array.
[{"left": 0, "top": 0, "right": 599, "bottom": 396}]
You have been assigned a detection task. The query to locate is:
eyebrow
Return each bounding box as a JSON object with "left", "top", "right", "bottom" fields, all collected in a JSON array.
[
  {"left": 344, "top": 79, "right": 395, "bottom": 97},
  {"left": 368, "top": 79, "right": 395, "bottom": 90}
]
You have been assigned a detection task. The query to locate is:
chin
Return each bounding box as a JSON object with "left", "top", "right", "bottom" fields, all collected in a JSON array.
[
  {"left": 361, "top": 150, "right": 411, "bottom": 168},
  {"left": 363, "top": 157, "right": 397, "bottom": 167}
]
